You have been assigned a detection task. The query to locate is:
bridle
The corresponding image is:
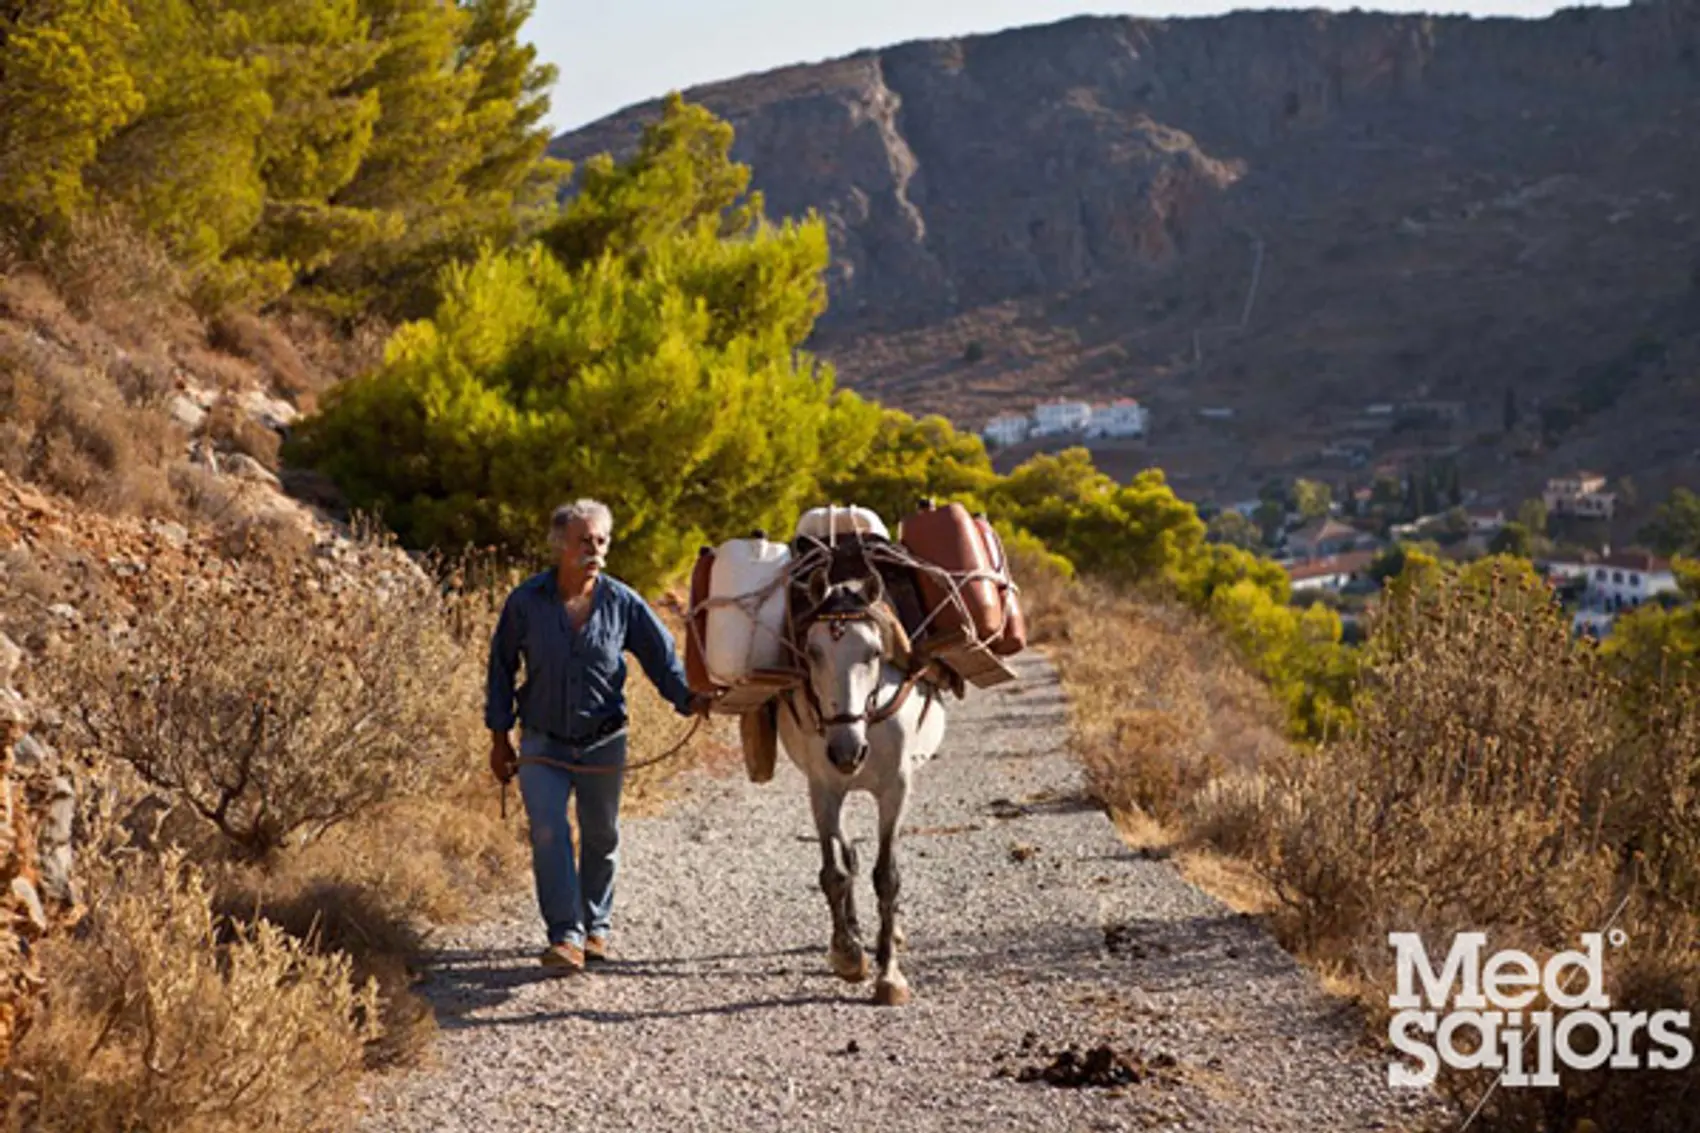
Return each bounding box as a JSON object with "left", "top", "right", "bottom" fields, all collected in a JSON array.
[{"left": 790, "top": 601, "right": 934, "bottom": 736}]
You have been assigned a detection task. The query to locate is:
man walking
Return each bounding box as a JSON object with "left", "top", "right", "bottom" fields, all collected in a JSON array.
[{"left": 487, "top": 499, "right": 711, "bottom": 972}]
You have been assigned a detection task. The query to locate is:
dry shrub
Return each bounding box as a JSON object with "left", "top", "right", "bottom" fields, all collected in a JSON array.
[
  {"left": 202, "top": 398, "right": 283, "bottom": 470},
  {"left": 1045, "top": 564, "right": 1700, "bottom": 1128},
  {"left": 166, "top": 466, "right": 315, "bottom": 561},
  {"left": 10, "top": 850, "right": 380, "bottom": 1133},
  {"left": 272, "top": 308, "right": 388, "bottom": 392},
  {"left": 175, "top": 343, "right": 261, "bottom": 393},
  {"left": 29, "top": 213, "right": 195, "bottom": 350},
  {"left": 214, "top": 508, "right": 318, "bottom": 566},
  {"left": 1269, "top": 571, "right": 1623, "bottom": 959},
  {"left": 0, "top": 271, "right": 71, "bottom": 330},
  {"left": 8, "top": 532, "right": 528, "bottom": 1125},
  {"left": 217, "top": 763, "right": 522, "bottom": 1069},
  {"left": 1052, "top": 579, "right": 1287, "bottom": 826},
  {"left": 209, "top": 312, "right": 314, "bottom": 400},
  {"left": 1261, "top": 567, "right": 1700, "bottom": 1130},
  {"left": 0, "top": 327, "right": 180, "bottom": 517},
  {"left": 167, "top": 463, "right": 249, "bottom": 529},
  {"left": 41, "top": 552, "right": 480, "bottom": 860}
]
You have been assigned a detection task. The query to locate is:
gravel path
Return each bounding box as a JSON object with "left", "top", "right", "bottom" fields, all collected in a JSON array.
[{"left": 362, "top": 651, "right": 1439, "bottom": 1132}]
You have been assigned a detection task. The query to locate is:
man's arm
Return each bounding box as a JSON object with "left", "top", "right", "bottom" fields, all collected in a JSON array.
[
  {"left": 624, "top": 591, "right": 698, "bottom": 717},
  {"left": 486, "top": 593, "right": 524, "bottom": 780}
]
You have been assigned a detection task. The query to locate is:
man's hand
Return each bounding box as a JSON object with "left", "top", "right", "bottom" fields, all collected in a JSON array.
[
  {"left": 489, "top": 731, "right": 518, "bottom": 783},
  {"left": 687, "top": 691, "right": 717, "bottom": 718}
]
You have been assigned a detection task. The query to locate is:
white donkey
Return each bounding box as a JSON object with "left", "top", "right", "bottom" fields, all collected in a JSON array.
[{"left": 774, "top": 567, "right": 947, "bottom": 1007}]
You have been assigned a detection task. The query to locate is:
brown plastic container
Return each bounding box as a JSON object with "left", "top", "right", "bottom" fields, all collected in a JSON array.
[
  {"left": 685, "top": 546, "right": 717, "bottom": 693},
  {"left": 974, "top": 514, "right": 1028, "bottom": 657},
  {"left": 899, "top": 499, "right": 1004, "bottom": 646}
]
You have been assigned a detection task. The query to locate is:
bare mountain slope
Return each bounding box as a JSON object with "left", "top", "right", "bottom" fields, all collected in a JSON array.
[{"left": 552, "top": 4, "right": 1700, "bottom": 507}]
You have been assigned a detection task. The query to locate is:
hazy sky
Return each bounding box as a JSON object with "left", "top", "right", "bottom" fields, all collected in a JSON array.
[{"left": 532, "top": 0, "right": 1625, "bottom": 133}]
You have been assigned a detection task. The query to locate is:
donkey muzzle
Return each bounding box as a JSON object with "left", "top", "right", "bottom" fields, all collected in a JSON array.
[{"left": 826, "top": 728, "right": 868, "bottom": 773}]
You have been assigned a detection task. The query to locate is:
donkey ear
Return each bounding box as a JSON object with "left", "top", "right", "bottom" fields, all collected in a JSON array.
[
  {"left": 880, "top": 608, "right": 912, "bottom": 671},
  {"left": 806, "top": 565, "right": 830, "bottom": 608},
  {"left": 861, "top": 570, "right": 884, "bottom": 607}
]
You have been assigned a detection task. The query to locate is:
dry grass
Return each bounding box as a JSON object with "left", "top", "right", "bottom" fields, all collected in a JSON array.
[
  {"left": 209, "top": 313, "right": 315, "bottom": 400},
  {"left": 28, "top": 213, "right": 194, "bottom": 347},
  {"left": 0, "top": 318, "right": 181, "bottom": 518},
  {"left": 0, "top": 214, "right": 739, "bottom": 1131},
  {"left": 202, "top": 398, "right": 283, "bottom": 470},
  {"left": 1048, "top": 581, "right": 1288, "bottom": 829}
]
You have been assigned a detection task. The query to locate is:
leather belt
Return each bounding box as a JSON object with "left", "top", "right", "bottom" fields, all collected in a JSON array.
[{"left": 542, "top": 712, "right": 627, "bottom": 749}]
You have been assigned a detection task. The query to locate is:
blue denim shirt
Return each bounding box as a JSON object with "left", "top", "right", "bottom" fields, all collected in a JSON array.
[{"left": 485, "top": 570, "right": 694, "bottom": 738}]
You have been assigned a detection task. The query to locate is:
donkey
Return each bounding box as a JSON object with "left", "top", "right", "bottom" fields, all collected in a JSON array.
[{"left": 775, "top": 566, "right": 947, "bottom": 1007}]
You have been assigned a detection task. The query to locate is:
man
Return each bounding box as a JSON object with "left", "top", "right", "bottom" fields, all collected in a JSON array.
[{"left": 487, "top": 499, "right": 712, "bottom": 972}]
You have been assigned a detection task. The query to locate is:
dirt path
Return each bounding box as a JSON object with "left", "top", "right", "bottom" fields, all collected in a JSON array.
[{"left": 362, "top": 652, "right": 1436, "bottom": 1132}]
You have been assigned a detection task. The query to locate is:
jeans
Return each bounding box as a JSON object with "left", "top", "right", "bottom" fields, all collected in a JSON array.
[{"left": 516, "top": 728, "right": 628, "bottom": 948}]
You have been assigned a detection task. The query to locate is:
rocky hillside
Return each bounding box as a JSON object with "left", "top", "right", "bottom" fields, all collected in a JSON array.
[{"left": 552, "top": 3, "right": 1700, "bottom": 511}]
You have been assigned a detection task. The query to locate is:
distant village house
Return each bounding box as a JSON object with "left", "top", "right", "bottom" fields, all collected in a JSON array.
[
  {"left": 1543, "top": 472, "right": 1617, "bottom": 520},
  {"left": 1287, "top": 517, "right": 1380, "bottom": 561},
  {"left": 981, "top": 412, "right": 1030, "bottom": 448},
  {"left": 1085, "top": 399, "right": 1149, "bottom": 439},
  {"left": 1031, "top": 399, "right": 1093, "bottom": 437},
  {"left": 980, "top": 397, "right": 1148, "bottom": 447},
  {"left": 1547, "top": 551, "right": 1680, "bottom": 612},
  {"left": 1288, "top": 550, "right": 1378, "bottom": 594}
]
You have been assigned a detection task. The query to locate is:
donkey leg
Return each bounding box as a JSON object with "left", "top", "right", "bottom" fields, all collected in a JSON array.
[
  {"left": 871, "top": 782, "right": 911, "bottom": 1006},
  {"left": 810, "top": 780, "right": 868, "bottom": 983}
]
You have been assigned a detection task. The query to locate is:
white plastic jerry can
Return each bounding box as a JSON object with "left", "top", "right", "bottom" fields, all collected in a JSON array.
[
  {"left": 704, "top": 533, "right": 792, "bottom": 685},
  {"left": 794, "top": 504, "right": 890, "bottom": 542}
]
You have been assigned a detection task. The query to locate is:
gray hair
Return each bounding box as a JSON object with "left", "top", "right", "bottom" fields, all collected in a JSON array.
[{"left": 548, "top": 498, "right": 613, "bottom": 551}]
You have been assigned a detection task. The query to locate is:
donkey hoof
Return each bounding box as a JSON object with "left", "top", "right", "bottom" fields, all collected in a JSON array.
[
  {"left": 872, "top": 977, "right": 911, "bottom": 1007},
  {"left": 829, "top": 948, "right": 871, "bottom": 983}
]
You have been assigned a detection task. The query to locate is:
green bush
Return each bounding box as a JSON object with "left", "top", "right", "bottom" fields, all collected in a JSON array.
[{"left": 291, "top": 97, "right": 853, "bottom": 591}]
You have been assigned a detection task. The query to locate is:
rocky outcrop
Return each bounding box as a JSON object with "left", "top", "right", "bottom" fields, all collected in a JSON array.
[
  {"left": 1, "top": 634, "right": 58, "bottom": 1073},
  {"left": 555, "top": 4, "right": 1700, "bottom": 331}
]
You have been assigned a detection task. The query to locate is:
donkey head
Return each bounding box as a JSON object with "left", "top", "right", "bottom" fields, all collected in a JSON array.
[{"left": 799, "top": 568, "right": 910, "bottom": 773}]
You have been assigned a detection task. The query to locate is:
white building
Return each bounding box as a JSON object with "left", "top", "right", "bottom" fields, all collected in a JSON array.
[
  {"left": 1288, "top": 551, "right": 1377, "bottom": 593},
  {"left": 1547, "top": 551, "right": 1681, "bottom": 635},
  {"left": 1085, "top": 399, "right": 1148, "bottom": 439},
  {"left": 1467, "top": 508, "right": 1506, "bottom": 535},
  {"left": 981, "top": 413, "right": 1031, "bottom": 448},
  {"left": 1032, "top": 399, "right": 1093, "bottom": 436},
  {"left": 1580, "top": 552, "right": 1680, "bottom": 611},
  {"left": 1544, "top": 472, "right": 1617, "bottom": 520}
]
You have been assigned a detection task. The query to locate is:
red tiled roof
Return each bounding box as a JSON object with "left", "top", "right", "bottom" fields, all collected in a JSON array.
[
  {"left": 1600, "top": 550, "right": 1673, "bottom": 573},
  {"left": 1288, "top": 550, "right": 1378, "bottom": 582}
]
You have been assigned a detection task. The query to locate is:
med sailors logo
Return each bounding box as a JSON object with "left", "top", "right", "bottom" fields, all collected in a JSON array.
[{"left": 1386, "top": 931, "right": 1693, "bottom": 1088}]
